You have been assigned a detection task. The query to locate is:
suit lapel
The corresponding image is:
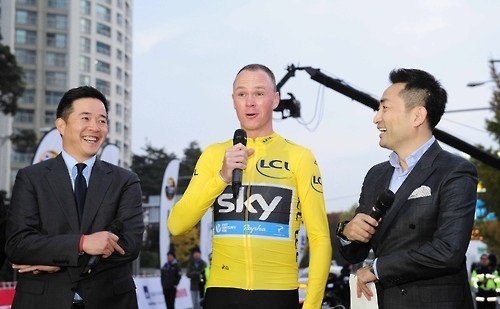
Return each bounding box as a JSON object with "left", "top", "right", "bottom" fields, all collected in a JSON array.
[
  {"left": 373, "top": 142, "right": 441, "bottom": 242},
  {"left": 80, "top": 160, "right": 112, "bottom": 232},
  {"left": 45, "top": 155, "right": 80, "bottom": 230}
]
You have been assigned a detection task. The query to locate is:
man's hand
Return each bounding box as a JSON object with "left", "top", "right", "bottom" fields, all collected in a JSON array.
[
  {"left": 219, "top": 143, "right": 255, "bottom": 182},
  {"left": 12, "top": 264, "right": 61, "bottom": 275},
  {"left": 356, "top": 266, "right": 377, "bottom": 300},
  {"left": 82, "top": 231, "right": 125, "bottom": 258},
  {"left": 343, "top": 213, "right": 379, "bottom": 243}
]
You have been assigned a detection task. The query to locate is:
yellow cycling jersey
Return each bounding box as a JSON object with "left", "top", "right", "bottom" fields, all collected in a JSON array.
[{"left": 168, "top": 133, "right": 331, "bottom": 308}]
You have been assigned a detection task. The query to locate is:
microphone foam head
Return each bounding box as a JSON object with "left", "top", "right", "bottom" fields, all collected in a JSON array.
[
  {"left": 233, "top": 129, "right": 247, "bottom": 146},
  {"left": 377, "top": 189, "right": 395, "bottom": 212}
]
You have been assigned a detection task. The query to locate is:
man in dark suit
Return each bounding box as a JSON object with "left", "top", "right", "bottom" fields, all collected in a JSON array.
[
  {"left": 5, "top": 86, "right": 144, "bottom": 309},
  {"left": 336, "top": 69, "right": 477, "bottom": 309}
]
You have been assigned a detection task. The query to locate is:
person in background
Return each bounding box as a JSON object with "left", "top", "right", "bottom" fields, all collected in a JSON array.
[
  {"left": 168, "top": 64, "right": 331, "bottom": 309},
  {"left": 336, "top": 69, "right": 477, "bottom": 309},
  {"left": 5, "top": 86, "right": 144, "bottom": 309},
  {"left": 186, "top": 247, "right": 206, "bottom": 309},
  {"left": 161, "top": 251, "right": 182, "bottom": 309},
  {"left": 470, "top": 253, "right": 499, "bottom": 309}
]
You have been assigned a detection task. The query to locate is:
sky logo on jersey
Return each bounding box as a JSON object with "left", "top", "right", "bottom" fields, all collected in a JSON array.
[
  {"left": 213, "top": 185, "right": 294, "bottom": 239},
  {"left": 256, "top": 159, "right": 293, "bottom": 179}
]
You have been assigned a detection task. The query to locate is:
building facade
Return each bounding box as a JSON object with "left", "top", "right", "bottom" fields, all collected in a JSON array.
[{"left": 0, "top": 0, "right": 133, "bottom": 195}]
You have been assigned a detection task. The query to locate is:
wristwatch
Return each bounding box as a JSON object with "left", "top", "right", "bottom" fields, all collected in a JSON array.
[
  {"left": 367, "top": 262, "right": 375, "bottom": 275},
  {"left": 336, "top": 220, "right": 350, "bottom": 241}
]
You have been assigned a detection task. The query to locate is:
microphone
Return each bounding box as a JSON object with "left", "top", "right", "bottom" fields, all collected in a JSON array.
[
  {"left": 369, "top": 189, "right": 395, "bottom": 221},
  {"left": 81, "top": 219, "right": 123, "bottom": 277},
  {"left": 232, "top": 129, "right": 247, "bottom": 199}
]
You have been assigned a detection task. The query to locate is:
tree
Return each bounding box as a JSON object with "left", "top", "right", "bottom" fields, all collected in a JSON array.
[
  {"left": 10, "top": 129, "right": 37, "bottom": 153},
  {"left": 474, "top": 61, "right": 500, "bottom": 217},
  {"left": 177, "top": 141, "right": 202, "bottom": 194},
  {"left": 130, "top": 143, "right": 177, "bottom": 198},
  {"left": 472, "top": 60, "right": 500, "bottom": 258},
  {"left": 0, "top": 35, "right": 25, "bottom": 115}
]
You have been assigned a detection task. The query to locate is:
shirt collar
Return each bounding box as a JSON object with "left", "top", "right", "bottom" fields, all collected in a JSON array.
[
  {"left": 389, "top": 136, "right": 435, "bottom": 169},
  {"left": 61, "top": 150, "right": 97, "bottom": 179}
]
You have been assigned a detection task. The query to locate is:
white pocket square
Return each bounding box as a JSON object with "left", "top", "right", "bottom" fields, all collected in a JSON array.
[{"left": 408, "top": 185, "right": 431, "bottom": 199}]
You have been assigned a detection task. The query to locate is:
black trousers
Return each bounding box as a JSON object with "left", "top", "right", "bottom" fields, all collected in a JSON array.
[
  {"left": 164, "top": 288, "right": 177, "bottom": 309},
  {"left": 204, "top": 287, "right": 299, "bottom": 309}
]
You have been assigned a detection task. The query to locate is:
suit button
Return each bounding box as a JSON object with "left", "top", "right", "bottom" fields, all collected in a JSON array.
[
  {"left": 400, "top": 288, "right": 407, "bottom": 295},
  {"left": 409, "top": 224, "right": 416, "bottom": 229}
]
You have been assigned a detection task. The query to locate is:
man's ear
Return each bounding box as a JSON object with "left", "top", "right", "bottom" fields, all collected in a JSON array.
[
  {"left": 414, "top": 106, "right": 427, "bottom": 128},
  {"left": 55, "top": 118, "right": 65, "bottom": 136}
]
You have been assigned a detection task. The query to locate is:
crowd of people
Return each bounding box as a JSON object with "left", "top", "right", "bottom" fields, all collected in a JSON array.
[{"left": 0, "top": 63, "right": 495, "bottom": 309}]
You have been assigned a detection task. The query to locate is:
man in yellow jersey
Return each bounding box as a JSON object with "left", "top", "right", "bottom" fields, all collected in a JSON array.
[{"left": 168, "top": 64, "right": 332, "bottom": 309}]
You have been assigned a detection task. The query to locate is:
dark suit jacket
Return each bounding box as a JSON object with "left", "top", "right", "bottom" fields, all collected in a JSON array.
[
  {"left": 338, "top": 141, "right": 477, "bottom": 309},
  {"left": 5, "top": 154, "right": 144, "bottom": 309}
]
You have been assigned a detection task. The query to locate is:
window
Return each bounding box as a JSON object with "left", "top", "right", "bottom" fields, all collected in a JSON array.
[
  {"left": 46, "top": 91, "right": 65, "bottom": 105},
  {"left": 96, "top": 41, "right": 111, "bottom": 56},
  {"left": 19, "top": 89, "right": 36, "bottom": 105},
  {"left": 116, "top": 85, "right": 123, "bottom": 95},
  {"left": 80, "top": 75, "right": 91, "bottom": 85},
  {"left": 47, "top": 0, "right": 68, "bottom": 9},
  {"left": 45, "top": 71, "right": 67, "bottom": 88},
  {"left": 23, "top": 70, "right": 36, "bottom": 84},
  {"left": 96, "top": 79, "right": 110, "bottom": 95},
  {"left": 96, "top": 23, "right": 111, "bottom": 37},
  {"left": 115, "top": 121, "right": 122, "bottom": 134},
  {"left": 96, "top": 60, "right": 111, "bottom": 74},
  {"left": 116, "top": 67, "right": 122, "bottom": 80},
  {"left": 15, "top": 10, "right": 36, "bottom": 25},
  {"left": 16, "top": 49, "right": 36, "bottom": 65},
  {"left": 46, "top": 52, "right": 66, "bottom": 67},
  {"left": 14, "top": 109, "right": 34, "bottom": 123},
  {"left": 80, "top": 0, "right": 91, "bottom": 15},
  {"left": 116, "top": 103, "right": 123, "bottom": 116},
  {"left": 80, "top": 37, "right": 91, "bottom": 53},
  {"left": 117, "top": 13, "right": 123, "bottom": 26},
  {"left": 80, "top": 18, "right": 91, "bottom": 34},
  {"left": 116, "top": 31, "right": 122, "bottom": 43},
  {"left": 116, "top": 49, "right": 122, "bottom": 60},
  {"left": 47, "top": 14, "right": 67, "bottom": 29},
  {"left": 47, "top": 33, "right": 67, "bottom": 48},
  {"left": 79, "top": 56, "right": 90, "bottom": 72},
  {"left": 96, "top": 4, "right": 111, "bottom": 22},
  {"left": 45, "top": 110, "right": 57, "bottom": 125},
  {"left": 15, "top": 29, "right": 36, "bottom": 45},
  {"left": 16, "top": 0, "right": 37, "bottom": 5}
]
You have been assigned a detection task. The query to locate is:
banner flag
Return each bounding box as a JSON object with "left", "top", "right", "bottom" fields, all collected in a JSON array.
[
  {"left": 100, "top": 143, "right": 120, "bottom": 166},
  {"left": 200, "top": 210, "right": 213, "bottom": 264},
  {"left": 32, "top": 127, "right": 62, "bottom": 164},
  {"left": 159, "top": 159, "right": 180, "bottom": 267}
]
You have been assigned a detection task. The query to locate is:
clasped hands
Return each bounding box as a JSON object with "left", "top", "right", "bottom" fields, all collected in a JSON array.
[
  {"left": 13, "top": 231, "right": 124, "bottom": 275},
  {"left": 343, "top": 213, "right": 379, "bottom": 301}
]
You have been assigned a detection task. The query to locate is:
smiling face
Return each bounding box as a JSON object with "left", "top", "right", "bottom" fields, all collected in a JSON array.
[
  {"left": 56, "top": 98, "right": 108, "bottom": 162},
  {"left": 232, "top": 69, "right": 280, "bottom": 138},
  {"left": 373, "top": 83, "right": 428, "bottom": 158}
]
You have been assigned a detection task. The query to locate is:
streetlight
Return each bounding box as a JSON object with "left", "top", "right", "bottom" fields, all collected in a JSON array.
[
  {"left": 467, "top": 59, "right": 500, "bottom": 87},
  {"left": 467, "top": 80, "right": 494, "bottom": 87}
]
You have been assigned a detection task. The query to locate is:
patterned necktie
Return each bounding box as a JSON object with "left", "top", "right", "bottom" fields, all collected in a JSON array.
[{"left": 75, "top": 163, "right": 87, "bottom": 220}]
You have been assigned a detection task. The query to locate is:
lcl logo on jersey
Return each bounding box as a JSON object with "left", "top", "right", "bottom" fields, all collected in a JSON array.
[
  {"left": 256, "top": 159, "right": 293, "bottom": 179},
  {"left": 214, "top": 185, "right": 293, "bottom": 224},
  {"left": 311, "top": 175, "right": 323, "bottom": 193}
]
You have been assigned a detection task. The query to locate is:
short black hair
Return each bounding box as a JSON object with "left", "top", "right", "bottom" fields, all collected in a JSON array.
[
  {"left": 235, "top": 64, "right": 277, "bottom": 91},
  {"left": 56, "top": 86, "right": 108, "bottom": 121},
  {"left": 389, "top": 68, "right": 447, "bottom": 130}
]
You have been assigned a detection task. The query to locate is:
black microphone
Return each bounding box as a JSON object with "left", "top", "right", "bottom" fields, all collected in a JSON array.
[
  {"left": 232, "top": 129, "right": 247, "bottom": 199},
  {"left": 369, "top": 189, "right": 395, "bottom": 221},
  {"left": 81, "top": 219, "right": 123, "bottom": 277}
]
